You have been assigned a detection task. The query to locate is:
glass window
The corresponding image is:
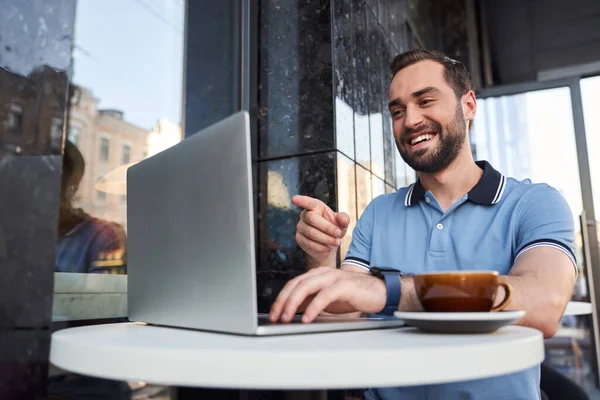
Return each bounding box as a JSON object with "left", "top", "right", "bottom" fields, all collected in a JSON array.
[
  {"left": 100, "top": 137, "right": 110, "bottom": 162},
  {"left": 53, "top": 6, "right": 185, "bottom": 367},
  {"left": 471, "top": 88, "right": 599, "bottom": 392},
  {"left": 471, "top": 88, "right": 583, "bottom": 223},
  {"left": 7, "top": 103, "right": 23, "bottom": 135},
  {"left": 54, "top": 0, "right": 185, "bottom": 321},
  {"left": 122, "top": 144, "right": 131, "bottom": 164},
  {"left": 51, "top": 118, "right": 63, "bottom": 148},
  {"left": 68, "top": 126, "right": 80, "bottom": 145},
  {"left": 581, "top": 76, "right": 600, "bottom": 229}
]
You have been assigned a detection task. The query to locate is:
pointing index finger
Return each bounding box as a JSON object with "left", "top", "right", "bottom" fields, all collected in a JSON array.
[
  {"left": 292, "top": 195, "right": 324, "bottom": 212},
  {"left": 293, "top": 195, "right": 337, "bottom": 224}
]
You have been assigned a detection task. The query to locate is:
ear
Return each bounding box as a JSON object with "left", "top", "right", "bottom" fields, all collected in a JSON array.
[{"left": 461, "top": 91, "right": 477, "bottom": 127}]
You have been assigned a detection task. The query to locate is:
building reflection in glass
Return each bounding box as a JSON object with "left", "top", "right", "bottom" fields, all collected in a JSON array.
[{"left": 0, "top": 66, "right": 67, "bottom": 156}]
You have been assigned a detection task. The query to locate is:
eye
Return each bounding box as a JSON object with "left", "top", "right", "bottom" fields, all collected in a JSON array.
[
  {"left": 392, "top": 109, "right": 405, "bottom": 118},
  {"left": 420, "top": 99, "right": 434, "bottom": 106}
]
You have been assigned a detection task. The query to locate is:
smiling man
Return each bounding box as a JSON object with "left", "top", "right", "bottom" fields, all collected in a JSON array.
[{"left": 269, "top": 49, "right": 577, "bottom": 399}]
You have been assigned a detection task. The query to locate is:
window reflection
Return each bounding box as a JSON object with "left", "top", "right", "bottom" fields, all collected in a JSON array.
[
  {"left": 48, "top": 0, "right": 184, "bottom": 398},
  {"left": 56, "top": 140, "right": 127, "bottom": 274},
  {"left": 0, "top": 66, "right": 69, "bottom": 156},
  {"left": 55, "top": 0, "right": 184, "bottom": 279}
]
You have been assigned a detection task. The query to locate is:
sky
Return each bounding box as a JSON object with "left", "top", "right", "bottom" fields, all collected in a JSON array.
[{"left": 72, "top": 0, "right": 185, "bottom": 131}]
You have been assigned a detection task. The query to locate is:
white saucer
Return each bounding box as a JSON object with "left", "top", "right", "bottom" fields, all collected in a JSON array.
[
  {"left": 394, "top": 310, "right": 526, "bottom": 334},
  {"left": 564, "top": 301, "right": 592, "bottom": 316}
]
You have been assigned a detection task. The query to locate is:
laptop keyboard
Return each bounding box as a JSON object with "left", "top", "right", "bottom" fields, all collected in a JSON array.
[
  {"left": 257, "top": 315, "right": 304, "bottom": 325},
  {"left": 257, "top": 314, "right": 395, "bottom": 325}
]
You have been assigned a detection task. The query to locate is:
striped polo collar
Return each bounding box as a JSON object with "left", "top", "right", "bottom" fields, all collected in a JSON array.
[{"left": 405, "top": 161, "right": 506, "bottom": 206}]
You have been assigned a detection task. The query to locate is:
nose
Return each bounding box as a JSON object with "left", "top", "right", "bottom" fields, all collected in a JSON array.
[{"left": 404, "top": 105, "right": 424, "bottom": 130}]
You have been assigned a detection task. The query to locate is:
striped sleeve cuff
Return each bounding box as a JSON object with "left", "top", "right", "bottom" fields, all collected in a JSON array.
[
  {"left": 342, "top": 256, "right": 371, "bottom": 271},
  {"left": 515, "top": 239, "right": 577, "bottom": 275}
]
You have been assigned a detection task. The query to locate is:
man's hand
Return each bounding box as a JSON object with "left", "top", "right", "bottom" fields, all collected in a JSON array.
[
  {"left": 292, "top": 195, "right": 350, "bottom": 268},
  {"left": 268, "top": 267, "right": 387, "bottom": 323}
]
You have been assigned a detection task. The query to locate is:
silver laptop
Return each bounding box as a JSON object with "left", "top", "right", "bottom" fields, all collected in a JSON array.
[{"left": 126, "top": 111, "right": 404, "bottom": 335}]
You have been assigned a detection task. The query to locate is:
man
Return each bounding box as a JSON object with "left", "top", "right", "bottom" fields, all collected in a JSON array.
[
  {"left": 55, "top": 140, "right": 127, "bottom": 274},
  {"left": 269, "top": 49, "right": 576, "bottom": 399}
]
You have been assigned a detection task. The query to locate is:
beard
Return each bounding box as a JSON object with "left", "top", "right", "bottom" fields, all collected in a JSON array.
[{"left": 396, "top": 103, "right": 467, "bottom": 173}]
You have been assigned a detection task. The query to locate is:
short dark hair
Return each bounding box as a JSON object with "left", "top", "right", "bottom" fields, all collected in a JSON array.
[
  {"left": 389, "top": 49, "right": 472, "bottom": 99},
  {"left": 62, "top": 140, "right": 85, "bottom": 201}
]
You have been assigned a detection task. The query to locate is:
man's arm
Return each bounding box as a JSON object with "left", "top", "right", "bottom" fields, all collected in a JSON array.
[
  {"left": 340, "top": 247, "right": 575, "bottom": 336},
  {"left": 340, "top": 264, "right": 424, "bottom": 312},
  {"left": 501, "top": 184, "right": 577, "bottom": 338},
  {"left": 365, "top": 183, "right": 577, "bottom": 335},
  {"left": 496, "top": 247, "right": 575, "bottom": 338}
]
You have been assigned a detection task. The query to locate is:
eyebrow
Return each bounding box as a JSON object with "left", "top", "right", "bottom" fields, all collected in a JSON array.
[
  {"left": 388, "top": 98, "right": 404, "bottom": 109},
  {"left": 411, "top": 86, "right": 442, "bottom": 98},
  {"left": 388, "top": 86, "right": 442, "bottom": 110}
]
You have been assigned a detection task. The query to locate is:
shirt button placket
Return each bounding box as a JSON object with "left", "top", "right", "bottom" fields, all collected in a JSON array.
[{"left": 429, "top": 218, "right": 448, "bottom": 254}]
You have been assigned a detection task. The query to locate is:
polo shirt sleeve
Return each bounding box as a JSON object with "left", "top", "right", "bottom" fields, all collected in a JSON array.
[
  {"left": 342, "top": 200, "right": 375, "bottom": 271},
  {"left": 514, "top": 184, "right": 577, "bottom": 274}
]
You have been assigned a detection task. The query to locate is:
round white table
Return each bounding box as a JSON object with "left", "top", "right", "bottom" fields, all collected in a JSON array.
[
  {"left": 564, "top": 301, "right": 593, "bottom": 316},
  {"left": 50, "top": 322, "right": 544, "bottom": 391}
]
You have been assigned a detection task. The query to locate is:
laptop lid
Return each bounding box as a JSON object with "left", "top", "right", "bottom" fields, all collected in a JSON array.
[{"left": 127, "top": 111, "right": 259, "bottom": 335}]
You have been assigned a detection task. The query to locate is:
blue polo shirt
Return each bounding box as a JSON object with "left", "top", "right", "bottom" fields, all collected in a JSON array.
[{"left": 343, "top": 161, "right": 576, "bottom": 400}]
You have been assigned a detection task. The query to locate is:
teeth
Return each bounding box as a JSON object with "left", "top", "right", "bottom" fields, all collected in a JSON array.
[{"left": 410, "top": 134, "right": 434, "bottom": 145}]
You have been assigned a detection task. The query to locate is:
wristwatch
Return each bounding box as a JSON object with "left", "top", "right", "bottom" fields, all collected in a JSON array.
[{"left": 370, "top": 267, "right": 402, "bottom": 316}]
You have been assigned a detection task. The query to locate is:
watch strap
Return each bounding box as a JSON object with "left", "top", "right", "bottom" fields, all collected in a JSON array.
[{"left": 381, "top": 272, "right": 401, "bottom": 316}]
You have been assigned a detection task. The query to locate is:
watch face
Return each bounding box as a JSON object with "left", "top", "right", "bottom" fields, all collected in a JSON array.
[
  {"left": 370, "top": 267, "right": 381, "bottom": 278},
  {"left": 371, "top": 267, "right": 401, "bottom": 278},
  {"left": 375, "top": 267, "right": 401, "bottom": 274}
]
